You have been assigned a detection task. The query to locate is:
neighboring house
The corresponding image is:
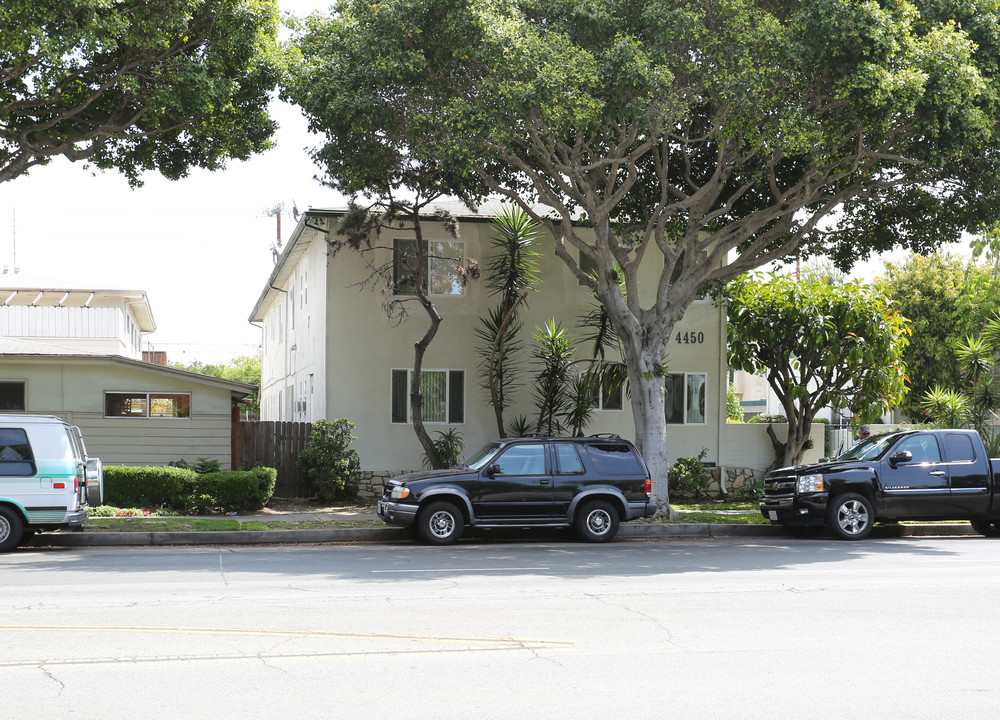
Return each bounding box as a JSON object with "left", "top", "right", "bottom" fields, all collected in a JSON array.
[
  {"left": 0, "top": 274, "right": 155, "bottom": 359},
  {"left": 249, "top": 204, "right": 732, "bottom": 478},
  {"left": 0, "top": 276, "right": 254, "bottom": 469}
]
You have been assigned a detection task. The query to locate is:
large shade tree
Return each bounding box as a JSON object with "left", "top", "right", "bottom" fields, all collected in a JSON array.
[
  {"left": 1, "top": 0, "right": 281, "bottom": 186},
  {"left": 285, "top": 0, "right": 1000, "bottom": 511},
  {"left": 728, "top": 273, "right": 911, "bottom": 468}
]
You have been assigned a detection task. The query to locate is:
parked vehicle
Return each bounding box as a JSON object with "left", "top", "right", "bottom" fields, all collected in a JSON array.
[
  {"left": 0, "top": 414, "right": 102, "bottom": 551},
  {"left": 377, "top": 434, "right": 654, "bottom": 544},
  {"left": 761, "top": 428, "right": 1000, "bottom": 540}
]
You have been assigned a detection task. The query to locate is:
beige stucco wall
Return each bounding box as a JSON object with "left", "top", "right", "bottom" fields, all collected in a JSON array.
[
  {"left": 0, "top": 357, "right": 237, "bottom": 468},
  {"left": 721, "top": 422, "right": 826, "bottom": 473}
]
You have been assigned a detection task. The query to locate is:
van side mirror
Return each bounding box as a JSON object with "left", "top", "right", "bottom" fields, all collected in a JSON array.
[{"left": 889, "top": 450, "right": 913, "bottom": 467}]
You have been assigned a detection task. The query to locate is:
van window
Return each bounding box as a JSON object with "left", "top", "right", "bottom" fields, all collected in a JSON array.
[{"left": 0, "top": 428, "right": 36, "bottom": 476}]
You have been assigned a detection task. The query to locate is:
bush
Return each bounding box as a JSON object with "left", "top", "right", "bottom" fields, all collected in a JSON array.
[
  {"left": 748, "top": 414, "right": 788, "bottom": 424},
  {"left": 730, "top": 477, "right": 763, "bottom": 502},
  {"left": 668, "top": 448, "right": 714, "bottom": 501},
  {"left": 104, "top": 466, "right": 199, "bottom": 508},
  {"left": 103, "top": 465, "right": 276, "bottom": 514},
  {"left": 296, "top": 419, "right": 362, "bottom": 501}
]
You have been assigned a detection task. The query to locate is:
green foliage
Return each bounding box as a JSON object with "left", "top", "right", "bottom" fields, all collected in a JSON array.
[
  {"left": 730, "top": 478, "right": 764, "bottom": 503},
  {"left": 171, "top": 355, "right": 261, "bottom": 416},
  {"left": 104, "top": 466, "right": 199, "bottom": 508},
  {"left": 920, "top": 385, "right": 973, "bottom": 428},
  {"left": 748, "top": 414, "right": 788, "bottom": 424},
  {"left": 726, "top": 384, "right": 743, "bottom": 422},
  {"left": 170, "top": 457, "right": 223, "bottom": 474},
  {"left": 423, "top": 429, "right": 465, "bottom": 469},
  {"left": 668, "top": 449, "right": 713, "bottom": 501},
  {"left": 476, "top": 206, "right": 543, "bottom": 436},
  {"left": 103, "top": 465, "right": 275, "bottom": 513},
  {"left": 1, "top": 0, "right": 281, "bottom": 186},
  {"left": 729, "top": 273, "right": 911, "bottom": 465},
  {"left": 296, "top": 419, "right": 362, "bottom": 501},
  {"left": 880, "top": 253, "right": 1000, "bottom": 418},
  {"left": 530, "top": 320, "right": 576, "bottom": 435}
]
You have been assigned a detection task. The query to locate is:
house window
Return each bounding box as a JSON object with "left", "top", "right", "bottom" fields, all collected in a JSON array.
[
  {"left": 390, "top": 369, "right": 465, "bottom": 424},
  {"left": 665, "top": 373, "right": 706, "bottom": 425},
  {"left": 393, "top": 239, "right": 466, "bottom": 296},
  {"left": 580, "top": 370, "right": 623, "bottom": 411},
  {"left": 0, "top": 381, "right": 26, "bottom": 412},
  {"left": 105, "top": 392, "right": 191, "bottom": 419}
]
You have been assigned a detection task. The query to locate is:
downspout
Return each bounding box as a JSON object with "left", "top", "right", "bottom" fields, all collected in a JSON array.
[{"left": 718, "top": 302, "right": 728, "bottom": 497}]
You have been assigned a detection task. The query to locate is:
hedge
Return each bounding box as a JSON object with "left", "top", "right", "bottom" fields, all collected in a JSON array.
[{"left": 104, "top": 466, "right": 277, "bottom": 513}]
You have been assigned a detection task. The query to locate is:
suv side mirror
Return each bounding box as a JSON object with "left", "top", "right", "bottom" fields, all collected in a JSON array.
[
  {"left": 484, "top": 463, "right": 502, "bottom": 477},
  {"left": 889, "top": 450, "right": 913, "bottom": 467}
]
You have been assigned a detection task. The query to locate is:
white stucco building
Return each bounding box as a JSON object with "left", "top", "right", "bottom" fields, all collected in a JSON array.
[{"left": 250, "top": 205, "right": 735, "bottom": 474}]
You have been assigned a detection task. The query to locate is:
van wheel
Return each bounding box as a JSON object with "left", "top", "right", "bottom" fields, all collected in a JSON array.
[
  {"left": 417, "top": 501, "right": 464, "bottom": 545},
  {"left": 970, "top": 519, "right": 1000, "bottom": 537},
  {"left": 826, "top": 493, "right": 874, "bottom": 541},
  {"left": 575, "top": 500, "right": 620, "bottom": 542},
  {"left": 0, "top": 506, "right": 25, "bottom": 552}
]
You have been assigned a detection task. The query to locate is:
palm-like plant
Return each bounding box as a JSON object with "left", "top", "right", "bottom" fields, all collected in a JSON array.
[
  {"left": 476, "top": 206, "right": 542, "bottom": 436},
  {"left": 920, "top": 385, "right": 973, "bottom": 428}
]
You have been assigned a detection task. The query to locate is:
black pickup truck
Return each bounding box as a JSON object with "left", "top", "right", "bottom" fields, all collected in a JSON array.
[{"left": 760, "top": 428, "right": 1000, "bottom": 540}]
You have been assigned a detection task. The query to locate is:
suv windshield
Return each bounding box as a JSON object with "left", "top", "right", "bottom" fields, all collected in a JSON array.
[
  {"left": 836, "top": 434, "right": 898, "bottom": 462},
  {"left": 465, "top": 443, "right": 501, "bottom": 470}
]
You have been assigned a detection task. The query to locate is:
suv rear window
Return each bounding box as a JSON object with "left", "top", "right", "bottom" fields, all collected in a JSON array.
[
  {"left": 0, "top": 428, "right": 36, "bottom": 476},
  {"left": 585, "top": 443, "right": 643, "bottom": 476}
]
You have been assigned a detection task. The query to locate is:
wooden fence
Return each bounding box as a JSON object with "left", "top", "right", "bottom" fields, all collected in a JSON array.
[{"left": 233, "top": 421, "right": 312, "bottom": 497}]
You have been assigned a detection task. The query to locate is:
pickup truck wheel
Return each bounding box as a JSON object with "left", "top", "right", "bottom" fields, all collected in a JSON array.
[
  {"left": 0, "top": 505, "right": 25, "bottom": 552},
  {"left": 826, "top": 493, "right": 874, "bottom": 541},
  {"left": 416, "top": 501, "right": 464, "bottom": 545},
  {"left": 575, "top": 500, "right": 620, "bottom": 543},
  {"left": 970, "top": 519, "right": 1000, "bottom": 538}
]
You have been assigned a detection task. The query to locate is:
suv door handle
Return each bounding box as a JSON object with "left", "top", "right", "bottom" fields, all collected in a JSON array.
[
  {"left": 929, "top": 471, "right": 946, "bottom": 476},
  {"left": 539, "top": 478, "right": 551, "bottom": 486}
]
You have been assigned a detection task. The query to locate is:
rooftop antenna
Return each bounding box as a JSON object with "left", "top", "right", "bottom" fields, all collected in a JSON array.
[{"left": 259, "top": 202, "right": 286, "bottom": 265}]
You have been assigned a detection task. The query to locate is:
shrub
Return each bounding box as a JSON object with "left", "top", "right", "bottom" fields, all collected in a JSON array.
[
  {"left": 296, "top": 419, "right": 362, "bottom": 501},
  {"left": 170, "top": 457, "right": 223, "bottom": 474},
  {"left": 668, "top": 448, "right": 714, "bottom": 501},
  {"left": 104, "top": 466, "right": 199, "bottom": 508},
  {"left": 424, "top": 428, "right": 465, "bottom": 469},
  {"left": 730, "top": 477, "right": 763, "bottom": 502},
  {"left": 103, "top": 465, "right": 276, "bottom": 514},
  {"left": 748, "top": 414, "right": 788, "bottom": 424},
  {"left": 181, "top": 467, "right": 277, "bottom": 513}
]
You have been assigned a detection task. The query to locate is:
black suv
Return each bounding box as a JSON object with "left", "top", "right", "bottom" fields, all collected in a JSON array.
[{"left": 377, "top": 434, "right": 654, "bottom": 544}]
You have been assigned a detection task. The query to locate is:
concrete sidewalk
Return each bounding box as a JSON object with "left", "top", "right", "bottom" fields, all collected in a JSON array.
[{"left": 21, "top": 508, "right": 981, "bottom": 549}]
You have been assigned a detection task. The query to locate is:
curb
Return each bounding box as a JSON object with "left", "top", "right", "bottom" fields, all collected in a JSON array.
[{"left": 23, "top": 522, "right": 979, "bottom": 548}]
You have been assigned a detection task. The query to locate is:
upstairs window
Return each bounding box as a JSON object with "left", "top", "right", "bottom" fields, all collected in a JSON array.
[{"left": 393, "top": 239, "right": 466, "bottom": 296}]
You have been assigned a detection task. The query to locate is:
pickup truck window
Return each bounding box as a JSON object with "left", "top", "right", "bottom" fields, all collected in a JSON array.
[
  {"left": 944, "top": 433, "right": 976, "bottom": 462},
  {"left": 895, "top": 435, "right": 942, "bottom": 463}
]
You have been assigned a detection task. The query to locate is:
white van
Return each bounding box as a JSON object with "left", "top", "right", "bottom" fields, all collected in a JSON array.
[{"left": 0, "top": 414, "right": 103, "bottom": 551}]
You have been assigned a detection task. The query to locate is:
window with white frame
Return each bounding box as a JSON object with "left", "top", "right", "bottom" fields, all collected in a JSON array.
[
  {"left": 665, "top": 373, "right": 706, "bottom": 425},
  {"left": 393, "top": 239, "right": 466, "bottom": 296},
  {"left": 390, "top": 369, "right": 465, "bottom": 424},
  {"left": 105, "top": 392, "right": 191, "bottom": 419}
]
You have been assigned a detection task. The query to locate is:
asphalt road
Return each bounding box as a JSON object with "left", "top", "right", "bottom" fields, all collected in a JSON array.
[{"left": 3, "top": 536, "right": 999, "bottom": 719}]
